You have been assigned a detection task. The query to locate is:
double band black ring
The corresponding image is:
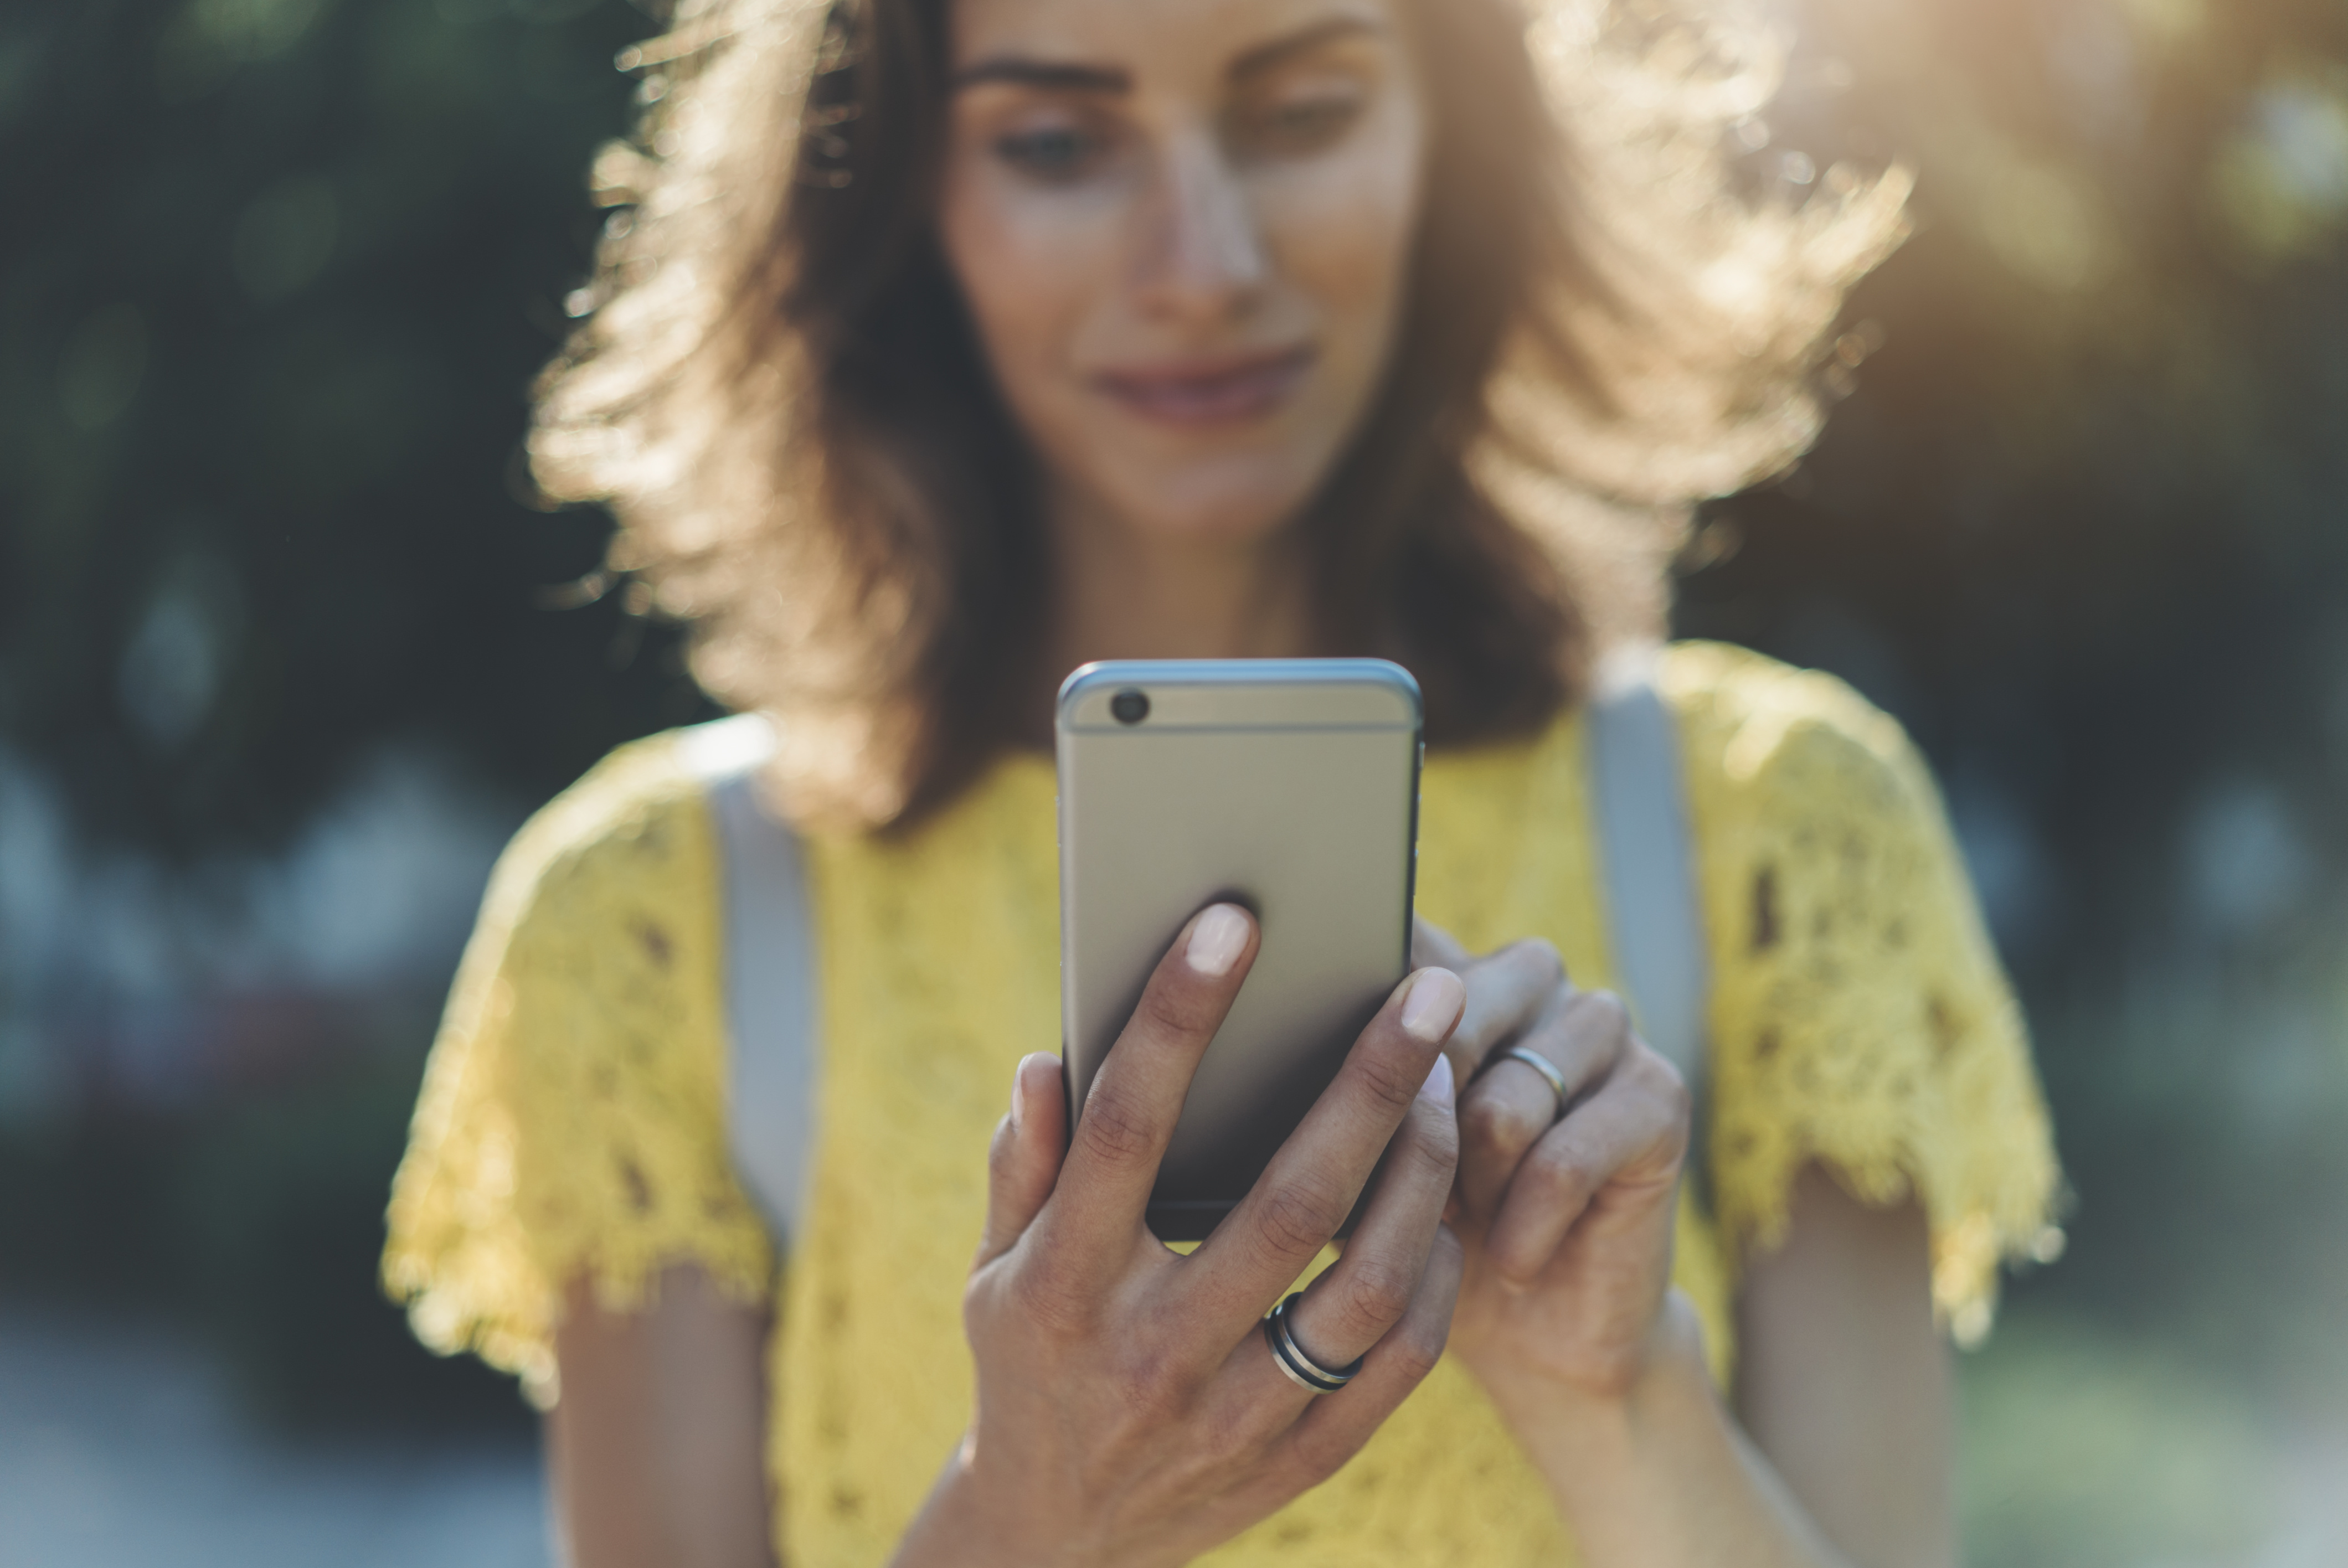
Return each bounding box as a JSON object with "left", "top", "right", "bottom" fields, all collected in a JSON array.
[{"left": 1263, "top": 1292, "right": 1364, "bottom": 1394}]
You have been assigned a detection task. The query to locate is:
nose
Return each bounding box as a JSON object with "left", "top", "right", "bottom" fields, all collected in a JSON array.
[{"left": 1132, "top": 124, "right": 1268, "bottom": 323}]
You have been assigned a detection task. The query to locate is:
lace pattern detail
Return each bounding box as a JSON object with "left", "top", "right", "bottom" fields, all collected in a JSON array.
[
  {"left": 774, "top": 764, "right": 1066, "bottom": 1560},
  {"left": 384, "top": 642, "right": 2059, "bottom": 1559},
  {"left": 775, "top": 720, "right": 1738, "bottom": 1567},
  {"left": 1665, "top": 642, "right": 2061, "bottom": 1338},
  {"left": 382, "top": 734, "right": 774, "bottom": 1405}
]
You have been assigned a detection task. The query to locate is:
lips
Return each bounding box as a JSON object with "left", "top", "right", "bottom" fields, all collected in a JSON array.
[{"left": 1092, "top": 346, "right": 1315, "bottom": 428}]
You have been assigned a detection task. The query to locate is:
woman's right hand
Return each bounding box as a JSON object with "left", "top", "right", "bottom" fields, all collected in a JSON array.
[{"left": 890, "top": 904, "right": 1467, "bottom": 1568}]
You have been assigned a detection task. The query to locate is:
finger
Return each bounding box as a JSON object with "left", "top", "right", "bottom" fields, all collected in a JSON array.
[
  {"left": 1410, "top": 916, "right": 1470, "bottom": 971},
  {"left": 1447, "top": 938, "right": 1564, "bottom": 1077},
  {"left": 1454, "top": 988, "right": 1632, "bottom": 1225},
  {"left": 976, "top": 1053, "right": 1071, "bottom": 1267},
  {"left": 1262, "top": 1223, "right": 1464, "bottom": 1497},
  {"left": 1040, "top": 902, "right": 1259, "bottom": 1268},
  {"left": 1484, "top": 1049, "right": 1690, "bottom": 1286},
  {"left": 1190, "top": 967, "right": 1464, "bottom": 1328},
  {"left": 1268, "top": 1053, "right": 1459, "bottom": 1382}
]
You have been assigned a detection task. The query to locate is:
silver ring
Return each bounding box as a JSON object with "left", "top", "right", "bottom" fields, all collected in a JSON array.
[
  {"left": 1501, "top": 1044, "right": 1570, "bottom": 1118},
  {"left": 1263, "top": 1292, "right": 1362, "bottom": 1394}
]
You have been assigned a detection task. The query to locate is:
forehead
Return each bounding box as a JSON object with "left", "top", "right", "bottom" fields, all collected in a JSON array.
[{"left": 947, "top": 0, "right": 1401, "bottom": 75}]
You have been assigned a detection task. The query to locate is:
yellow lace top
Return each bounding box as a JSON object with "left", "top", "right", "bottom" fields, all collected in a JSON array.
[{"left": 385, "top": 641, "right": 2059, "bottom": 1566}]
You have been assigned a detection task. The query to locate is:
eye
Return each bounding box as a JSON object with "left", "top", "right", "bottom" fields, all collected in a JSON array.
[
  {"left": 1237, "top": 87, "right": 1366, "bottom": 159},
  {"left": 993, "top": 122, "right": 1110, "bottom": 182}
]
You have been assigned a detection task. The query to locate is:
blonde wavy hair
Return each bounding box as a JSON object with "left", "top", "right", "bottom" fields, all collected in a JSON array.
[{"left": 531, "top": 0, "right": 1909, "bottom": 828}]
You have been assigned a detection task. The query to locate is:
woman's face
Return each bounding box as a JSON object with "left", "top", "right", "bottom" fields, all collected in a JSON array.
[{"left": 937, "top": 0, "right": 1427, "bottom": 551}]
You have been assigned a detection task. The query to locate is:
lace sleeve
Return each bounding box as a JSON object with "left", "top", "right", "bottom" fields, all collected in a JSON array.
[
  {"left": 1665, "top": 643, "right": 2062, "bottom": 1342},
  {"left": 382, "top": 734, "right": 775, "bottom": 1404}
]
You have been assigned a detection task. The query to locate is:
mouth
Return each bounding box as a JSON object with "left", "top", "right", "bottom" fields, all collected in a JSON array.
[{"left": 1091, "top": 346, "right": 1315, "bottom": 429}]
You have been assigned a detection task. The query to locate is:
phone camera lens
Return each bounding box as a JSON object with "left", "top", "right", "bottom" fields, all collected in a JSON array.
[{"left": 1110, "top": 688, "right": 1150, "bottom": 725}]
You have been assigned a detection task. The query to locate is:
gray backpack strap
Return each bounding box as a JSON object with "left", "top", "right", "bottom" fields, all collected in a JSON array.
[
  {"left": 1587, "top": 643, "right": 1711, "bottom": 1196},
  {"left": 677, "top": 715, "right": 818, "bottom": 1247}
]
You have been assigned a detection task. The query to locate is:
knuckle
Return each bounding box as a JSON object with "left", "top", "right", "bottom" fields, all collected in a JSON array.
[
  {"left": 1624, "top": 1043, "right": 1693, "bottom": 1119},
  {"left": 960, "top": 1269, "right": 997, "bottom": 1337},
  {"left": 1525, "top": 1139, "right": 1597, "bottom": 1203},
  {"left": 1337, "top": 1257, "right": 1418, "bottom": 1332},
  {"left": 1649, "top": 1087, "right": 1694, "bottom": 1169},
  {"left": 1652, "top": 1056, "right": 1694, "bottom": 1121},
  {"left": 1287, "top": 1425, "right": 1358, "bottom": 1490},
  {"left": 1514, "top": 937, "right": 1566, "bottom": 984},
  {"left": 1254, "top": 1181, "right": 1348, "bottom": 1261},
  {"left": 1413, "top": 1097, "right": 1462, "bottom": 1172},
  {"left": 1579, "top": 989, "right": 1632, "bottom": 1040},
  {"left": 1073, "top": 1086, "right": 1158, "bottom": 1167},
  {"left": 1384, "top": 1316, "right": 1449, "bottom": 1388},
  {"left": 1459, "top": 1090, "right": 1543, "bottom": 1158},
  {"left": 1138, "top": 976, "right": 1216, "bottom": 1040},
  {"left": 1355, "top": 1036, "right": 1429, "bottom": 1115},
  {"left": 1003, "top": 1254, "right": 1093, "bottom": 1342},
  {"left": 1198, "top": 1392, "right": 1262, "bottom": 1470}
]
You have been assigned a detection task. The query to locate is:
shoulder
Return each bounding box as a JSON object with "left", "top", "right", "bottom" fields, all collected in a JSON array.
[
  {"left": 385, "top": 718, "right": 781, "bottom": 1383},
  {"left": 1657, "top": 639, "right": 1940, "bottom": 833},
  {"left": 1659, "top": 638, "right": 1919, "bottom": 781},
  {"left": 477, "top": 716, "right": 771, "bottom": 947},
  {"left": 1656, "top": 646, "right": 2062, "bottom": 1325}
]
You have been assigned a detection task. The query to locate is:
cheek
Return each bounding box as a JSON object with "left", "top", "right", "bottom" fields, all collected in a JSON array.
[
  {"left": 1260, "top": 115, "right": 1425, "bottom": 378},
  {"left": 938, "top": 167, "right": 1116, "bottom": 395}
]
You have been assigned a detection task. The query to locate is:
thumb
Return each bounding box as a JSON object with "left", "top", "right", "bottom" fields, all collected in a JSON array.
[{"left": 976, "top": 1053, "right": 1069, "bottom": 1266}]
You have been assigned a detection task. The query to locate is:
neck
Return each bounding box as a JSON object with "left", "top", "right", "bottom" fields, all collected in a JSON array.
[{"left": 1044, "top": 489, "right": 1316, "bottom": 679}]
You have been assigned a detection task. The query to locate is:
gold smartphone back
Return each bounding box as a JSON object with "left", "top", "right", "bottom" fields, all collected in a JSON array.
[{"left": 1056, "top": 659, "right": 1422, "bottom": 1241}]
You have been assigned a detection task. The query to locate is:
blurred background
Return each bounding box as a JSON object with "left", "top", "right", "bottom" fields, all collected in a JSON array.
[{"left": 4, "top": 0, "right": 2346, "bottom": 1562}]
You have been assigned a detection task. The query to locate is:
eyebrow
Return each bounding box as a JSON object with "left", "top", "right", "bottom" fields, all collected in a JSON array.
[
  {"left": 949, "top": 58, "right": 1130, "bottom": 94},
  {"left": 1231, "top": 16, "right": 1380, "bottom": 81},
  {"left": 948, "top": 14, "right": 1381, "bottom": 96}
]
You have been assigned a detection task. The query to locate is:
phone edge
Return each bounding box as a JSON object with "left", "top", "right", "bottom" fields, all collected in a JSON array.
[{"left": 1053, "top": 659, "right": 1427, "bottom": 1239}]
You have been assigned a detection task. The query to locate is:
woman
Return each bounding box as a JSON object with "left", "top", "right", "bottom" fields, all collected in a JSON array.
[{"left": 385, "top": 0, "right": 2061, "bottom": 1563}]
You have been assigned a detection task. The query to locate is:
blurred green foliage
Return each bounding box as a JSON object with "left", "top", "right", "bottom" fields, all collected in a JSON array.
[
  {"left": 1, "top": 0, "right": 710, "bottom": 1437},
  {"left": 1, "top": 0, "right": 708, "bottom": 863},
  {"left": 1682, "top": 0, "right": 2348, "bottom": 1401},
  {"left": 1676, "top": 3, "right": 2348, "bottom": 1551}
]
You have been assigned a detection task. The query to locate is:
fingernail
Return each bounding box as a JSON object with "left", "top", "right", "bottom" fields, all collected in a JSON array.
[
  {"left": 1418, "top": 1051, "right": 1454, "bottom": 1108},
  {"left": 1186, "top": 904, "right": 1248, "bottom": 977},
  {"left": 1008, "top": 1066, "right": 1027, "bottom": 1132},
  {"left": 1400, "top": 968, "right": 1465, "bottom": 1044}
]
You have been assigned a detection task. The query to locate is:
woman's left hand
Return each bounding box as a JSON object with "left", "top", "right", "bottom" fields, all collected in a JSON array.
[{"left": 1413, "top": 920, "right": 1694, "bottom": 1406}]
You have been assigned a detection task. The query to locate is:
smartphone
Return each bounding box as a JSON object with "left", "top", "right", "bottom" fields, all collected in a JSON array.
[{"left": 1057, "top": 658, "right": 1423, "bottom": 1242}]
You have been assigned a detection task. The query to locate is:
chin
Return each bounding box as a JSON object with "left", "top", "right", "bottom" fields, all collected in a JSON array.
[
  {"left": 1119, "top": 492, "right": 1309, "bottom": 549},
  {"left": 1100, "top": 456, "right": 1327, "bottom": 548}
]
